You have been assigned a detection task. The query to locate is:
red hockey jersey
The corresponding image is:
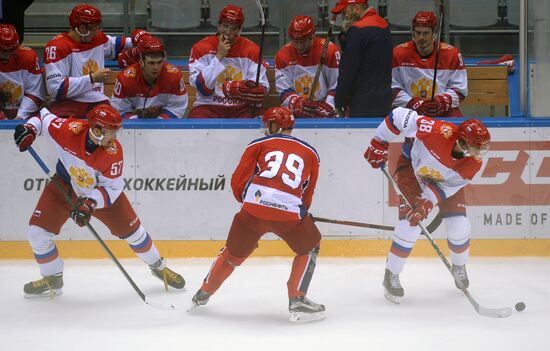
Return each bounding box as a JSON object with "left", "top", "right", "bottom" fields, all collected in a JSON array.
[{"left": 231, "top": 134, "right": 320, "bottom": 221}]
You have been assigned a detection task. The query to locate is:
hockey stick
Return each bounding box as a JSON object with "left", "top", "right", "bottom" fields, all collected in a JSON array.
[
  {"left": 312, "top": 216, "right": 394, "bottom": 231},
  {"left": 308, "top": 14, "right": 337, "bottom": 101},
  {"left": 253, "top": 0, "right": 266, "bottom": 87},
  {"left": 381, "top": 166, "right": 513, "bottom": 318},
  {"left": 430, "top": 0, "right": 444, "bottom": 99},
  {"left": 27, "top": 146, "right": 176, "bottom": 311}
]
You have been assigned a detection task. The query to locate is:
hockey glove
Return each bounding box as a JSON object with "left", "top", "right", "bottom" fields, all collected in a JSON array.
[
  {"left": 14, "top": 124, "right": 37, "bottom": 152},
  {"left": 131, "top": 29, "right": 151, "bottom": 46},
  {"left": 70, "top": 197, "right": 97, "bottom": 227},
  {"left": 222, "top": 80, "right": 267, "bottom": 104},
  {"left": 405, "top": 196, "right": 433, "bottom": 227},
  {"left": 406, "top": 97, "right": 424, "bottom": 111},
  {"left": 302, "top": 100, "right": 335, "bottom": 118},
  {"left": 117, "top": 47, "right": 140, "bottom": 68},
  {"left": 364, "top": 138, "right": 389, "bottom": 169},
  {"left": 419, "top": 94, "right": 452, "bottom": 116}
]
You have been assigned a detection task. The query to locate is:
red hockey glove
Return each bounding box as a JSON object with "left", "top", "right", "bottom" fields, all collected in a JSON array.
[
  {"left": 302, "top": 100, "right": 335, "bottom": 118},
  {"left": 288, "top": 96, "right": 311, "bottom": 117},
  {"left": 404, "top": 196, "right": 433, "bottom": 227},
  {"left": 222, "top": 80, "right": 267, "bottom": 103},
  {"left": 364, "top": 138, "right": 389, "bottom": 169},
  {"left": 131, "top": 29, "right": 151, "bottom": 46},
  {"left": 14, "top": 124, "right": 37, "bottom": 152},
  {"left": 419, "top": 94, "right": 452, "bottom": 116},
  {"left": 406, "top": 97, "right": 424, "bottom": 111},
  {"left": 70, "top": 197, "right": 97, "bottom": 227},
  {"left": 117, "top": 47, "right": 140, "bottom": 68}
]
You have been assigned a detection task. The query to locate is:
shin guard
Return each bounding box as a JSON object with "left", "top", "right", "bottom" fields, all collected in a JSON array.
[
  {"left": 287, "top": 245, "right": 320, "bottom": 298},
  {"left": 201, "top": 247, "right": 247, "bottom": 295}
]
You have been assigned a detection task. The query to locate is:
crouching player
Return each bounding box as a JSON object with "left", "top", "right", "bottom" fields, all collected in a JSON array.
[
  {"left": 190, "top": 107, "right": 325, "bottom": 322},
  {"left": 13, "top": 105, "right": 185, "bottom": 298},
  {"left": 364, "top": 107, "right": 490, "bottom": 303}
]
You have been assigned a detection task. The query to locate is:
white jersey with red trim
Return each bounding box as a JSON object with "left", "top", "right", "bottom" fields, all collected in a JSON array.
[
  {"left": 44, "top": 32, "right": 130, "bottom": 103},
  {"left": 26, "top": 108, "right": 124, "bottom": 209},
  {"left": 111, "top": 62, "right": 188, "bottom": 119},
  {"left": 375, "top": 107, "right": 481, "bottom": 205},
  {"left": 188, "top": 35, "right": 269, "bottom": 108},
  {"left": 392, "top": 41, "right": 467, "bottom": 108},
  {"left": 0, "top": 47, "right": 44, "bottom": 118},
  {"left": 274, "top": 37, "right": 339, "bottom": 108},
  {"left": 231, "top": 134, "right": 320, "bottom": 221}
]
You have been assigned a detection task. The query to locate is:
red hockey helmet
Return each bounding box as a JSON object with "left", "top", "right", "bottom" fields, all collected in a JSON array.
[
  {"left": 88, "top": 105, "right": 122, "bottom": 130},
  {"left": 219, "top": 4, "right": 245, "bottom": 27},
  {"left": 262, "top": 107, "right": 295, "bottom": 131},
  {"left": 412, "top": 11, "right": 437, "bottom": 29},
  {"left": 288, "top": 16, "right": 316, "bottom": 41},
  {"left": 0, "top": 24, "right": 19, "bottom": 52},
  {"left": 138, "top": 36, "right": 165, "bottom": 56},
  {"left": 69, "top": 4, "right": 102, "bottom": 29},
  {"left": 457, "top": 119, "right": 490, "bottom": 159}
]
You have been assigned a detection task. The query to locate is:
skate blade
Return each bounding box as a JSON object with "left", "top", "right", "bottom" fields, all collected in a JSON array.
[
  {"left": 186, "top": 300, "right": 202, "bottom": 312},
  {"left": 24, "top": 289, "right": 63, "bottom": 299},
  {"left": 289, "top": 311, "right": 326, "bottom": 323},
  {"left": 383, "top": 290, "right": 402, "bottom": 304}
]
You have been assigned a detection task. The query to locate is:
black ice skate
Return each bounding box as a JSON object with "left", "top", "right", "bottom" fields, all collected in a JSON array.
[
  {"left": 288, "top": 296, "right": 326, "bottom": 322},
  {"left": 188, "top": 289, "right": 211, "bottom": 312},
  {"left": 452, "top": 264, "right": 469, "bottom": 289},
  {"left": 383, "top": 268, "right": 404, "bottom": 304},
  {"left": 150, "top": 258, "right": 185, "bottom": 290},
  {"left": 24, "top": 274, "right": 63, "bottom": 299}
]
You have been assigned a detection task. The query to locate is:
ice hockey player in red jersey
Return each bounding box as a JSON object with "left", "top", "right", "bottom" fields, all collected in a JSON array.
[
  {"left": 0, "top": 24, "right": 43, "bottom": 120},
  {"left": 364, "top": 107, "right": 490, "bottom": 303},
  {"left": 44, "top": 4, "right": 132, "bottom": 118},
  {"left": 111, "top": 36, "right": 188, "bottom": 119},
  {"left": 275, "top": 16, "right": 339, "bottom": 118},
  {"left": 190, "top": 107, "right": 325, "bottom": 322},
  {"left": 187, "top": 4, "right": 269, "bottom": 118},
  {"left": 392, "top": 12, "right": 467, "bottom": 117},
  {"left": 13, "top": 105, "right": 185, "bottom": 298}
]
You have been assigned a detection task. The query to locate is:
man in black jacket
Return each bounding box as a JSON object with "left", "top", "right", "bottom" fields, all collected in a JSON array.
[{"left": 332, "top": 0, "right": 392, "bottom": 117}]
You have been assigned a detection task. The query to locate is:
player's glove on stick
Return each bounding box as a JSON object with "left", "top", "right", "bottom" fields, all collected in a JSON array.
[
  {"left": 14, "top": 124, "right": 37, "bottom": 152},
  {"left": 406, "top": 97, "right": 425, "bottom": 111},
  {"left": 70, "top": 197, "right": 97, "bottom": 227},
  {"left": 419, "top": 94, "right": 452, "bottom": 116},
  {"left": 117, "top": 47, "right": 140, "bottom": 68},
  {"left": 364, "top": 138, "right": 389, "bottom": 168},
  {"left": 303, "top": 100, "right": 335, "bottom": 118},
  {"left": 405, "top": 196, "right": 433, "bottom": 227},
  {"left": 223, "top": 80, "right": 267, "bottom": 104}
]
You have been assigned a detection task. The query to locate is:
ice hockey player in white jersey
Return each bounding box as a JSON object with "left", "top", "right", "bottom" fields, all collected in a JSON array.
[
  {"left": 13, "top": 105, "right": 185, "bottom": 298},
  {"left": 364, "top": 107, "right": 490, "bottom": 303},
  {"left": 111, "top": 36, "right": 188, "bottom": 119},
  {"left": 44, "top": 4, "right": 132, "bottom": 118},
  {"left": 187, "top": 4, "right": 269, "bottom": 118},
  {"left": 0, "top": 24, "right": 43, "bottom": 120},
  {"left": 275, "top": 16, "right": 339, "bottom": 118},
  {"left": 392, "top": 12, "right": 467, "bottom": 117}
]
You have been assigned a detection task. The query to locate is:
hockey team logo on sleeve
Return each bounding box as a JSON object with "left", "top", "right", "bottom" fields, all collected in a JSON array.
[
  {"left": 69, "top": 166, "right": 95, "bottom": 189},
  {"left": 0, "top": 81, "right": 23, "bottom": 105},
  {"left": 410, "top": 77, "right": 436, "bottom": 99},
  {"left": 440, "top": 124, "right": 453, "bottom": 139},
  {"left": 294, "top": 75, "right": 319, "bottom": 99},
  {"left": 69, "top": 121, "right": 84, "bottom": 134}
]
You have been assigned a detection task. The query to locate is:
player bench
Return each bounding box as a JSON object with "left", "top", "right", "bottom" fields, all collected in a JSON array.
[{"left": 103, "top": 65, "right": 509, "bottom": 117}]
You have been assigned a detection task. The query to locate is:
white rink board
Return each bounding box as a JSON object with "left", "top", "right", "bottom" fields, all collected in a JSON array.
[{"left": 1, "top": 126, "right": 549, "bottom": 241}]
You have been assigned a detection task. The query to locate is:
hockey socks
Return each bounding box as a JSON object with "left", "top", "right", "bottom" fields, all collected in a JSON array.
[{"left": 201, "top": 247, "right": 246, "bottom": 295}]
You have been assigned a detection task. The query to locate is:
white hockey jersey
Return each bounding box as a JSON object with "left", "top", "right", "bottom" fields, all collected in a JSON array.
[
  {"left": 275, "top": 37, "right": 339, "bottom": 108},
  {"left": 0, "top": 47, "right": 44, "bottom": 119},
  {"left": 26, "top": 108, "right": 125, "bottom": 209},
  {"left": 375, "top": 107, "right": 481, "bottom": 206},
  {"left": 188, "top": 35, "right": 269, "bottom": 108},
  {"left": 111, "top": 62, "right": 188, "bottom": 119},
  {"left": 44, "top": 32, "right": 130, "bottom": 103},
  {"left": 392, "top": 41, "right": 467, "bottom": 109}
]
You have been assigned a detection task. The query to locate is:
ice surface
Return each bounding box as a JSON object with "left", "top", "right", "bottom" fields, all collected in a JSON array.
[{"left": 2, "top": 257, "right": 548, "bottom": 351}]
